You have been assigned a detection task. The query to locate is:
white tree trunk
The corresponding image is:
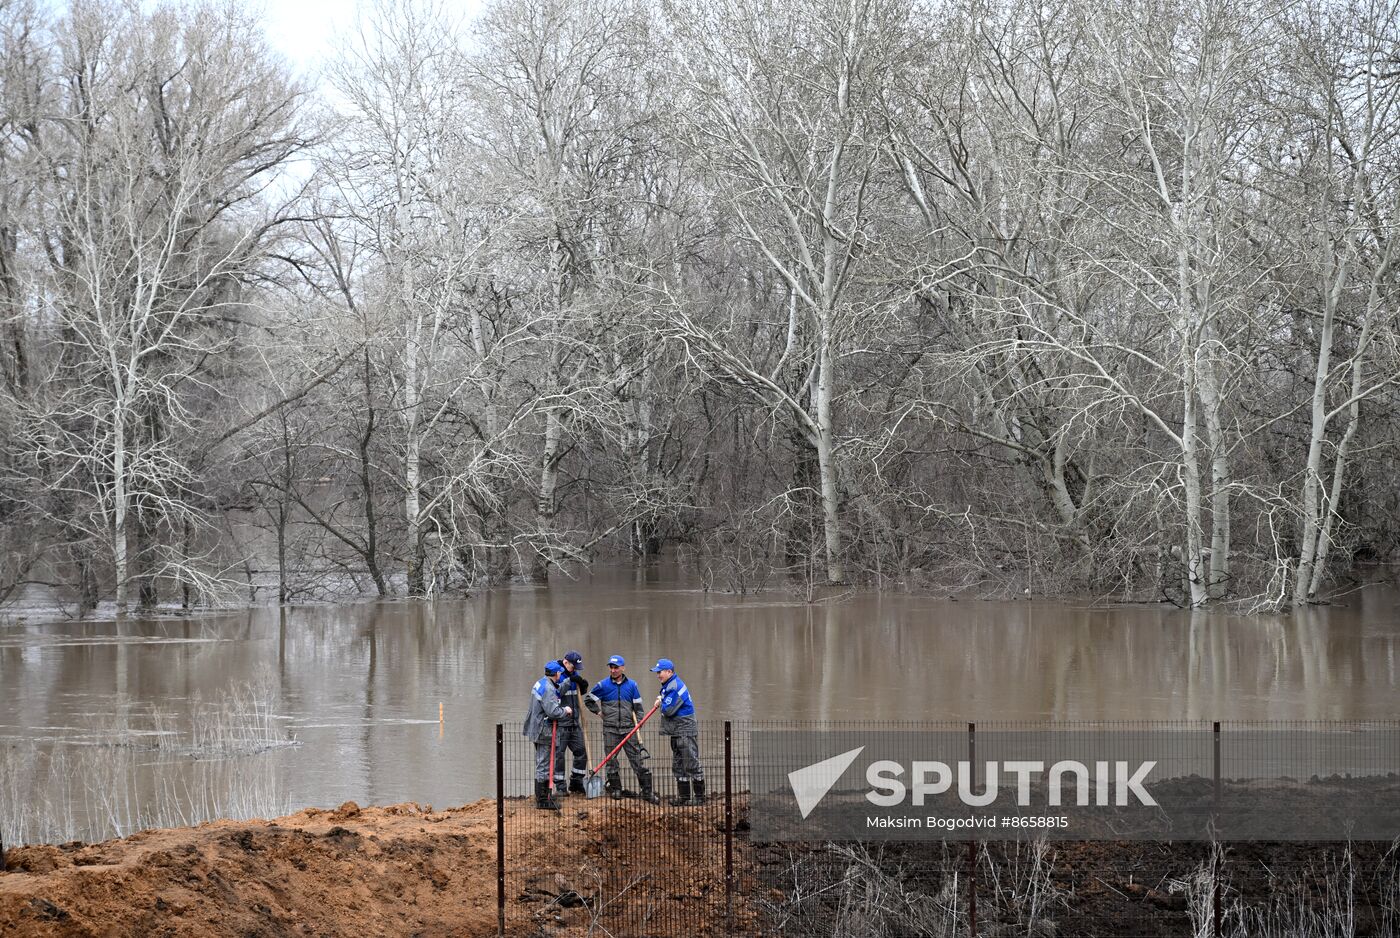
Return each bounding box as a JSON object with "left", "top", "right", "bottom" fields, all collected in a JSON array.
[
  {"left": 1295, "top": 218, "right": 1397, "bottom": 601},
  {"left": 403, "top": 259, "right": 425, "bottom": 596},
  {"left": 1294, "top": 291, "right": 1336, "bottom": 604},
  {"left": 404, "top": 392, "right": 423, "bottom": 594},
  {"left": 812, "top": 60, "right": 850, "bottom": 587},
  {"left": 814, "top": 321, "right": 843, "bottom": 584},
  {"left": 1181, "top": 382, "right": 1209, "bottom": 607},
  {"left": 1293, "top": 239, "right": 1361, "bottom": 604},
  {"left": 112, "top": 411, "right": 129, "bottom": 614},
  {"left": 533, "top": 235, "right": 570, "bottom": 582},
  {"left": 533, "top": 405, "right": 562, "bottom": 581},
  {"left": 1308, "top": 402, "right": 1357, "bottom": 599},
  {"left": 1301, "top": 249, "right": 1393, "bottom": 599},
  {"left": 1176, "top": 212, "right": 1209, "bottom": 607},
  {"left": 1046, "top": 435, "right": 1092, "bottom": 553},
  {"left": 1196, "top": 351, "right": 1231, "bottom": 599}
]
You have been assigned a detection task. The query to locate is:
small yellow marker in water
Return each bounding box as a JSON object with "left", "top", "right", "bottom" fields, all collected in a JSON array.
[{"left": 439, "top": 701, "right": 444, "bottom": 738}]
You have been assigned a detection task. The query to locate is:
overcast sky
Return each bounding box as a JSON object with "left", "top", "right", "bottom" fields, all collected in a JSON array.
[
  {"left": 38, "top": 0, "right": 488, "bottom": 89},
  {"left": 258, "top": 0, "right": 488, "bottom": 85},
  {"left": 260, "top": 0, "right": 357, "bottom": 80}
]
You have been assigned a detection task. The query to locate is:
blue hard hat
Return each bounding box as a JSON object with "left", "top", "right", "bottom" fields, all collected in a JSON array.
[
  {"left": 608, "top": 655, "right": 625, "bottom": 667},
  {"left": 544, "top": 660, "right": 564, "bottom": 674},
  {"left": 650, "top": 658, "right": 675, "bottom": 673}
]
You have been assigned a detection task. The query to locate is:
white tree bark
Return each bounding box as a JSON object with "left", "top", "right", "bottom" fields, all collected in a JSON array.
[
  {"left": 111, "top": 410, "right": 129, "bottom": 613},
  {"left": 814, "top": 316, "right": 844, "bottom": 584},
  {"left": 1294, "top": 255, "right": 1348, "bottom": 603}
]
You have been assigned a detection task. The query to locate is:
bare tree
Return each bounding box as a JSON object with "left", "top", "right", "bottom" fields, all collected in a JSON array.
[
  {"left": 18, "top": 1, "right": 307, "bottom": 613},
  {"left": 469, "top": 0, "right": 664, "bottom": 579},
  {"left": 323, "top": 1, "right": 486, "bottom": 595},
  {"left": 0, "top": 0, "right": 53, "bottom": 603},
  {"left": 664, "top": 0, "right": 918, "bottom": 584},
  {"left": 4, "top": 0, "right": 1399, "bottom": 614},
  {"left": 1285, "top": 0, "right": 1400, "bottom": 603}
]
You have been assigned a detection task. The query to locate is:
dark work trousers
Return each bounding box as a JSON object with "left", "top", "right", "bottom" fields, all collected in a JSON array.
[
  {"left": 534, "top": 740, "right": 555, "bottom": 783},
  {"left": 602, "top": 727, "right": 648, "bottom": 789},
  {"left": 555, "top": 721, "right": 587, "bottom": 781},
  {"left": 669, "top": 734, "right": 703, "bottom": 782}
]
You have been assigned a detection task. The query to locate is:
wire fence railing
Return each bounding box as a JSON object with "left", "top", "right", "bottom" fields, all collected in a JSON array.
[{"left": 495, "top": 720, "right": 1400, "bottom": 938}]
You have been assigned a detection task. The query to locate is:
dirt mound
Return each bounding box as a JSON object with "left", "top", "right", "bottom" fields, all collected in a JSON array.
[
  {"left": 7, "top": 796, "right": 1394, "bottom": 937},
  {"left": 1, "top": 806, "right": 515, "bottom": 935},
  {"left": 0, "top": 798, "right": 751, "bottom": 937},
  {"left": 1, "top": 800, "right": 510, "bottom": 937}
]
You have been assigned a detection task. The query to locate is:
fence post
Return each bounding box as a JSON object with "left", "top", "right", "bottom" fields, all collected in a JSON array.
[
  {"left": 725, "top": 720, "right": 734, "bottom": 935},
  {"left": 496, "top": 722, "right": 505, "bottom": 938},
  {"left": 1213, "top": 721, "right": 1221, "bottom": 938},
  {"left": 968, "top": 721, "right": 977, "bottom": 938}
]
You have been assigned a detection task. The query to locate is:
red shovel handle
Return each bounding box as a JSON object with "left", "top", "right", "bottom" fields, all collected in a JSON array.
[{"left": 590, "top": 702, "right": 660, "bottom": 775}]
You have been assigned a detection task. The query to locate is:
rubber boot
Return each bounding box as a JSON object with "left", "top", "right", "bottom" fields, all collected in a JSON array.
[
  {"left": 668, "top": 780, "right": 692, "bottom": 807},
  {"left": 639, "top": 770, "right": 661, "bottom": 805},
  {"left": 535, "top": 780, "right": 560, "bottom": 812},
  {"left": 605, "top": 776, "right": 624, "bottom": 801},
  {"left": 569, "top": 775, "right": 586, "bottom": 795},
  {"left": 689, "top": 779, "right": 706, "bottom": 806}
]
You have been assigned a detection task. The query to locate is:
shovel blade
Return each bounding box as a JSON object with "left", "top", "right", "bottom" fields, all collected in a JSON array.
[{"left": 584, "top": 774, "right": 605, "bottom": 799}]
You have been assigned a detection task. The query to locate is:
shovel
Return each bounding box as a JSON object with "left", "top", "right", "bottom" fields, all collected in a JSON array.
[
  {"left": 632, "top": 709, "right": 650, "bottom": 759},
  {"left": 584, "top": 702, "right": 660, "bottom": 799},
  {"left": 578, "top": 698, "right": 595, "bottom": 793}
]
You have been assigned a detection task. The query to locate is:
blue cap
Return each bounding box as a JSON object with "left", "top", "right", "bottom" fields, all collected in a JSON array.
[
  {"left": 608, "top": 655, "right": 625, "bottom": 667},
  {"left": 564, "top": 650, "right": 583, "bottom": 665},
  {"left": 544, "top": 660, "right": 564, "bottom": 674},
  {"left": 650, "top": 658, "right": 675, "bottom": 673}
]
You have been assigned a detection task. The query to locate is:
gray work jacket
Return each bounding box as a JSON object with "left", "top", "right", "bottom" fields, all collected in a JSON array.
[{"left": 522, "top": 676, "right": 567, "bottom": 743}]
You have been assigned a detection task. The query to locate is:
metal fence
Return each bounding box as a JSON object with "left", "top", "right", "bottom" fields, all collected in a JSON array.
[
  {"left": 496, "top": 720, "right": 1400, "bottom": 938},
  {"left": 497, "top": 718, "right": 742, "bottom": 937}
]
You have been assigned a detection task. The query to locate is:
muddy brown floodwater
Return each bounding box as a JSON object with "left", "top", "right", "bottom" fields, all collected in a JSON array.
[{"left": 2, "top": 566, "right": 1399, "bottom": 843}]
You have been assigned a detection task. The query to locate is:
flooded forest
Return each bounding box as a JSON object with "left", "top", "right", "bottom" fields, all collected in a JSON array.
[{"left": 2, "top": 0, "right": 1400, "bottom": 616}]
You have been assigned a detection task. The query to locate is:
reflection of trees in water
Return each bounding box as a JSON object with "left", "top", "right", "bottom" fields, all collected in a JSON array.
[{"left": 7, "top": 584, "right": 1400, "bottom": 835}]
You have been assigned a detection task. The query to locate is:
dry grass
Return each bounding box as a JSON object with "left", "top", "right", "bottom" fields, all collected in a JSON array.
[
  {"left": 0, "top": 680, "right": 295, "bottom": 846},
  {"left": 758, "top": 842, "right": 963, "bottom": 937},
  {"left": 1169, "top": 842, "right": 1400, "bottom": 938}
]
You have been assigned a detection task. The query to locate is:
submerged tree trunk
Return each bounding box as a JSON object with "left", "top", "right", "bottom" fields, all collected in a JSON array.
[
  {"left": 276, "top": 503, "right": 288, "bottom": 605},
  {"left": 359, "top": 354, "right": 389, "bottom": 598},
  {"left": 624, "top": 396, "right": 660, "bottom": 558},
  {"left": 1181, "top": 383, "right": 1209, "bottom": 608},
  {"left": 813, "top": 327, "right": 843, "bottom": 585},
  {"left": 1298, "top": 247, "right": 1395, "bottom": 601},
  {"left": 135, "top": 505, "right": 159, "bottom": 613},
  {"left": 400, "top": 237, "right": 429, "bottom": 598},
  {"left": 180, "top": 516, "right": 192, "bottom": 610},
  {"left": 112, "top": 413, "right": 130, "bottom": 615},
  {"left": 531, "top": 405, "right": 563, "bottom": 582},
  {"left": 1177, "top": 218, "right": 1209, "bottom": 608},
  {"left": 404, "top": 381, "right": 425, "bottom": 597},
  {"left": 77, "top": 551, "right": 99, "bottom": 618},
  {"left": 1294, "top": 271, "right": 1340, "bottom": 604},
  {"left": 1197, "top": 351, "right": 1231, "bottom": 600}
]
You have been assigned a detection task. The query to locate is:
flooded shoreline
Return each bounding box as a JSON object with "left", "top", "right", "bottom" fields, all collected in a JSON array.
[{"left": 4, "top": 570, "right": 1400, "bottom": 844}]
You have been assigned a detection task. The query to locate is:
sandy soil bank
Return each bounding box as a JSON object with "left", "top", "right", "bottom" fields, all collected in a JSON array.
[
  {"left": 6, "top": 796, "right": 1395, "bottom": 937},
  {"left": 1, "top": 796, "right": 751, "bottom": 938}
]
